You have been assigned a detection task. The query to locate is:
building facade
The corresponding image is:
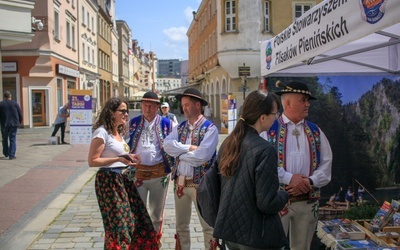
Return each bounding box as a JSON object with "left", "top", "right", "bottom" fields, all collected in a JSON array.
[
  {"left": 116, "top": 20, "right": 131, "bottom": 100},
  {"left": 2, "top": 0, "right": 79, "bottom": 128},
  {"left": 1, "top": 0, "right": 157, "bottom": 128},
  {"left": 96, "top": 0, "right": 113, "bottom": 108},
  {"left": 158, "top": 59, "right": 183, "bottom": 78},
  {"left": 78, "top": 0, "right": 100, "bottom": 116},
  {"left": 155, "top": 77, "right": 182, "bottom": 95}
]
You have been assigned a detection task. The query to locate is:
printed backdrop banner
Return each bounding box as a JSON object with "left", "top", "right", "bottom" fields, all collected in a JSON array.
[{"left": 260, "top": 0, "right": 400, "bottom": 76}]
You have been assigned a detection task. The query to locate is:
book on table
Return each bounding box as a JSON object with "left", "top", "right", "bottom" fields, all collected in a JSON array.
[
  {"left": 339, "top": 224, "right": 366, "bottom": 240},
  {"left": 336, "top": 239, "right": 379, "bottom": 250},
  {"left": 371, "top": 201, "right": 394, "bottom": 229},
  {"left": 392, "top": 212, "right": 400, "bottom": 226}
]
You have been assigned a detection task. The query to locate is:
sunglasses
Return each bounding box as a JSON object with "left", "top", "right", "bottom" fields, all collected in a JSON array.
[{"left": 116, "top": 109, "right": 129, "bottom": 115}]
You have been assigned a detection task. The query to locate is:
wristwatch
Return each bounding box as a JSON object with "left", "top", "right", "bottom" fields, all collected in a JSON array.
[{"left": 308, "top": 178, "right": 314, "bottom": 186}]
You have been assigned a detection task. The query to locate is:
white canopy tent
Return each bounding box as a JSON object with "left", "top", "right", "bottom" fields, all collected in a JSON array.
[{"left": 260, "top": 0, "right": 400, "bottom": 77}]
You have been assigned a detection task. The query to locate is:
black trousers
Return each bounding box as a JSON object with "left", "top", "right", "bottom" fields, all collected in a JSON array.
[{"left": 51, "top": 122, "right": 66, "bottom": 143}]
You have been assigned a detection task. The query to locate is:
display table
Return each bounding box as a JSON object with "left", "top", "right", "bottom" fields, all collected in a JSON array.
[{"left": 316, "top": 220, "right": 399, "bottom": 249}]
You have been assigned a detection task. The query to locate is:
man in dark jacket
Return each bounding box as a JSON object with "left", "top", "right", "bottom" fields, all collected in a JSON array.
[{"left": 0, "top": 91, "right": 23, "bottom": 159}]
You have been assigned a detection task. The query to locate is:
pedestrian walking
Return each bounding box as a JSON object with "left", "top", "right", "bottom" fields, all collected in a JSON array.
[
  {"left": 127, "top": 92, "right": 174, "bottom": 247},
  {"left": 261, "top": 81, "right": 333, "bottom": 250},
  {"left": 211, "top": 90, "right": 290, "bottom": 249},
  {"left": 164, "top": 88, "right": 218, "bottom": 250},
  {"left": 87, "top": 97, "right": 158, "bottom": 249},
  {"left": 0, "top": 91, "right": 23, "bottom": 160},
  {"left": 51, "top": 103, "right": 70, "bottom": 144}
]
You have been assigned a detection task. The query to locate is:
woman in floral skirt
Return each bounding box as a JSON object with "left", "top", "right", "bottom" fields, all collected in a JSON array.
[{"left": 88, "top": 97, "right": 158, "bottom": 249}]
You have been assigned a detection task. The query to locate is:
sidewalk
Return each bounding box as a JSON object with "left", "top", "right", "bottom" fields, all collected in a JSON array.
[
  {"left": 0, "top": 125, "right": 228, "bottom": 250},
  {"left": 0, "top": 127, "right": 92, "bottom": 250}
]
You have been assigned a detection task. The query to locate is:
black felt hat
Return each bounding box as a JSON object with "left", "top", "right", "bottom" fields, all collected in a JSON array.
[
  {"left": 140, "top": 91, "right": 160, "bottom": 104},
  {"left": 175, "top": 88, "right": 208, "bottom": 106},
  {"left": 275, "top": 81, "right": 317, "bottom": 100}
]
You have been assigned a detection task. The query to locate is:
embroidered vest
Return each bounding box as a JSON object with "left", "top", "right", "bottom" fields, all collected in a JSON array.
[
  {"left": 267, "top": 118, "right": 321, "bottom": 174},
  {"left": 174, "top": 118, "right": 216, "bottom": 184},
  {"left": 128, "top": 115, "right": 174, "bottom": 173}
]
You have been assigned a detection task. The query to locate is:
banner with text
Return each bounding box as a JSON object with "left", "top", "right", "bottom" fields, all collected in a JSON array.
[
  {"left": 260, "top": 0, "right": 400, "bottom": 76},
  {"left": 69, "top": 90, "right": 93, "bottom": 144}
]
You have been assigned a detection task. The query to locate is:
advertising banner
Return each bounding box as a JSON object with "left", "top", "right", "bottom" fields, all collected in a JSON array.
[
  {"left": 69, "top": 90, "right": 93, "bottom": 144},
  {"left": 220, "top": 94, "right": 229, "bottom": 134},
  {"left": 228, "top": 95, "right": 237, "bottom": 134},
  {"left": 260, "top": 0, "right": 400, "bottom": 76}
]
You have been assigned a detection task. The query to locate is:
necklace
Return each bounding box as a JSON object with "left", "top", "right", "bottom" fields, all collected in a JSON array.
[{"left": 292, "top": 127, "right": 300, "bottom": 150}]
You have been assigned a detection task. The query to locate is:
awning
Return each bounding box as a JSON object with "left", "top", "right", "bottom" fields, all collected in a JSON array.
[
  {"left": 260, "top": 1, "right": 400, "bottom": 76},
  {"left": 161, "top": 82, "right": 201, "bottom": 96}
]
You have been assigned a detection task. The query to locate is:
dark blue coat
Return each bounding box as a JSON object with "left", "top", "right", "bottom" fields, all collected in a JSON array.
[{"left": 0, "top": 99, "right": 23, "bottom": 127}]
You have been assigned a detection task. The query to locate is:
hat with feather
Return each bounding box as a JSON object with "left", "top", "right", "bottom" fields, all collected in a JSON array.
[{"left": 274, "top": 81, "right": 317, "bottom": 100}]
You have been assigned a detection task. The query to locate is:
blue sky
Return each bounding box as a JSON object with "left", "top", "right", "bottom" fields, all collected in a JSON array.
[
  {"left": 115, "top": 0, "right": 201, "bottom": 60},
  {"left": 318, "top": 76, "right": 400, "bottom": 104}
]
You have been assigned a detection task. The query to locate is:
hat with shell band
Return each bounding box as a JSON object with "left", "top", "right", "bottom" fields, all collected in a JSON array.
[
  {"left": 274, "top": 81, "right": 317, "bottom": 100},
  {"left": 140, "top": 91, "right": 161, "bottom": 103},
  {"left": 175, "top": 88, "right": 208, "bottom": 106}
]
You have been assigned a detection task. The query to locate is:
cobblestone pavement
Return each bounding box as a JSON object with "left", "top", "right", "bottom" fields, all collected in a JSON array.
[{"left": 28, "top": 173, "right": 206, "bottom": 250}]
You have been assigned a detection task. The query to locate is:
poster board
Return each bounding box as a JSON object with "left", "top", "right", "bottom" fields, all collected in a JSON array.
[
  {"left": 69, "top": 89, "right": 93, "bottom": 144},
  {"left": 228, "top": 95, "right": 237, "bottom": 134},
  {"left": 220, "top": 94, "right": 228, "bottom": 134}
]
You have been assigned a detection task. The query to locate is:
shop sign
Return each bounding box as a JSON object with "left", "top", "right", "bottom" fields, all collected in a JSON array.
[
  {"left": 2, "top": 62, "right": 17, "bottom": 72},
  {"left": 57, "top": 64, "right": 79, "bottom": 78}
]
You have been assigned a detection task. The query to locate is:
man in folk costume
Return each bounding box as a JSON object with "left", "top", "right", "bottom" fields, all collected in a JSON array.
[
  {"left": 164, "top": 88, "right": 218, "bottom": 250},
  {"left": 261, "top": 81, "right": 332, "bottom": 250},
  {"left": 127, "top": 91, "right": 174, "bottom": 247}
]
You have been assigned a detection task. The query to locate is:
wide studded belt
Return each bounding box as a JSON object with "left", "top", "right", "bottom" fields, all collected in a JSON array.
[{"left": 134, "top": 162, "right": 167, "bottom": 180}]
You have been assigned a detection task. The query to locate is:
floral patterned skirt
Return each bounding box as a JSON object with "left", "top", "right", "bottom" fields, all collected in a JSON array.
[{"left": 95, "top": 169, "right": 158, "bottom": 250}]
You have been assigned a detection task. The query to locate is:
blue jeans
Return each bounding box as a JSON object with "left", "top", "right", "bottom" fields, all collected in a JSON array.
[{"left": 1, "top": 126, "right": 18, "bottom": 158}]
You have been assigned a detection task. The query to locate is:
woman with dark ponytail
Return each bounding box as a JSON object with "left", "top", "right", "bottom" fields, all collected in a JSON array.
[{"left": 213, "top": 90, "right": 289, "bottom": 250}]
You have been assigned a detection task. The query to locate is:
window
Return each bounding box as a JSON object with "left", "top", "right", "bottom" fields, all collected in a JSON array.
[
  {"left": 91, "top": 17, "right": 94, "bottom": 32},
  {"left": 225, "top": 0, "right": 236, "bottom": 32},
  {"left": 71, "top": 25, "right": 75, "bottom": 49},
  {"left": 67, "top": 81, "right": 76, "bottom": 90},
  {"left": 54, "top": 10, "right": 60, "bottom": 39},
  {"left": 57, "top": 78, "right": 63, "bottom": 108},
  {"left": 87, "top": 12, "right": 90, "bottom": 29},
  {"left": 264, "top": 1, "right": 271, "bottom": 32},
  {"left": 92, "top": 49, "right": 95, "bottom": 65},
  {"left": 294, "top": 4, "right": 311, "bottom": 19},
  {"left": 66, "top": 21, "right": 71, "bottom": 46},
  {"left": 81, "top": 6, "right": 85, "bottom": 25},
  {"left": 82, "top": 42, "right": 85, "bottom": 62}
]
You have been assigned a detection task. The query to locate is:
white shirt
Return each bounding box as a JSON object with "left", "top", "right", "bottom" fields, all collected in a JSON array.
[
  {"left": 260, "top": 113, "right": 332, "bottom": 188},
  {"left": 164, "top": 116, "right": 219, "bottom": 177},
  {"left": 92, "top": 126, "right": 130, "bottom": 168},
  {"left": 132, "top": 116, "right": 163, "bottom": 165}
]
